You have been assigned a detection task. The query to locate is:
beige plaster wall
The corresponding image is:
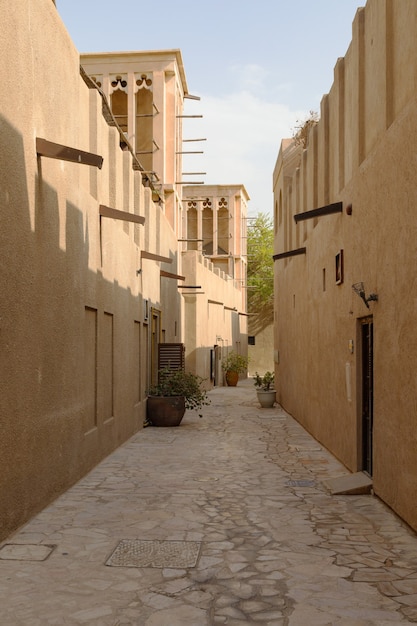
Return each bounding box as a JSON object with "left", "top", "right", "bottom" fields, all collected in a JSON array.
[
  {"left": 248, "top": 325, "right": 274, "bottom": 377},
  {"left": 0, "top": 0, "right": 182, "bottom": 539},
  {"left": 181, "top": 251, "right": 248, "bottom": 386},
  {"left": 181, "top": 184, "right": 249, "bottom": 385},
  {"left": 273, "top": 0, "right": 417, "bottom": 531}
]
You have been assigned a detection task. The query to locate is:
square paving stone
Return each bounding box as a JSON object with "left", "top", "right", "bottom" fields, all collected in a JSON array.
[
  {"left": 0, "top": 543, "right": 55, "bottom": 561},
  {"left": 106, "top": 539, "right": 201, "bottom": 569}
]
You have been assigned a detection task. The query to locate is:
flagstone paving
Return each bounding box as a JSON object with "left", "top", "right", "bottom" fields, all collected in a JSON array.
[{"left": 1, "top": 380, "right": 417, "bottom": 624}]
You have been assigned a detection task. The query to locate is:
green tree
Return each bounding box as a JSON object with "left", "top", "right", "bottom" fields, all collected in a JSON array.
[{"left": 247, "top": 212, "right": 274, "bottom": 334}]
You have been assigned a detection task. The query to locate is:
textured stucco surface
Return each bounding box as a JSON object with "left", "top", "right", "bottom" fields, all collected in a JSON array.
[
  {"left": 273, "top": 0, "right": 417, "bottom": 532},
  {"left": 0, "top": 0, "right": 247, "bottom": 540}
]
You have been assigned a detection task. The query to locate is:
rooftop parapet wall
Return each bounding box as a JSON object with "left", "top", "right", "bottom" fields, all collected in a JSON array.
[
  {"left": 182, "top": 250, "right": 243, "bottom": 311},
  {"left": 277, "top": 0, "right": 417, "bottom": 247}
]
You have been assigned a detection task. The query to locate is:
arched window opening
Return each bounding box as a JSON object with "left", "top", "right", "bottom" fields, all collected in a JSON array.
[
  {"left": 187, "top": 202, "right": 198, "bottom": 251},
  {"left": 136, "top": 75, "right": 153, "bottom": 172},
  {"left": 202, "top": 198, "right": 213, "bottom": 255},
  {"left": 111, "top": 89, "right": 128, "bottom": 134},
  {"left": 217, "top": 201, "right": 229, "bottom": 254}
]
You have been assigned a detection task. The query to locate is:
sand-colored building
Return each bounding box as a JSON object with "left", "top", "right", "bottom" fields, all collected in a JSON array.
[
  {"left": 273, "top": 0, "right": 417, "bottom": 531},
  {"left": 182, "top": 184, "right": 249, "bottom": 383},
  {"left": 248, "top": 325, "right": 274, "bottom": 377},
  {"left": 79, "top": 62, "right": 249, "bottom": 386},
  {"left": 0, "top": 0, "right": 247, "bottom": 540},
  {"left": 80, "top": 49, "right": 190, "bottom": 239}
]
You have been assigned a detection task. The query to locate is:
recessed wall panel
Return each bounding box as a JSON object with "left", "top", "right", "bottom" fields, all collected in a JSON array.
[
  {"left": 103, "top": 312, "right": 114, "bottom": 422},
  {"left": 84, "top": 307, "right": 97, "bottom": 432}
]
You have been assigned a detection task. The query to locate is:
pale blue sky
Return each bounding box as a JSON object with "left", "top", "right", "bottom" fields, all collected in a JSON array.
[{"left": 57, "top": 0, "right": 363, "bottom": 215}]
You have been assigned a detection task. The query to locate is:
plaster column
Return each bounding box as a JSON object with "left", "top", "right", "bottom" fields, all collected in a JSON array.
[
  {"left": 213, "top": 195, "right": 218, "bottom": 256},
  {"left": 128, "top": 72, "right": 136, "bottom": 149},
  {"left": 197, "top": 201, "right": 203, "bottom": 252}
]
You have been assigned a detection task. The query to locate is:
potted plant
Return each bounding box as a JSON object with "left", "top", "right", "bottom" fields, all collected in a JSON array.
[
  {"left": 221, "top": 351, "right": 249, "bottom": 386},
  {"left": 146, "top": 367, "right": 210, "bottom": 426},
  {"left": 254, "top": 371, "right": 276, "bottom": 408}
]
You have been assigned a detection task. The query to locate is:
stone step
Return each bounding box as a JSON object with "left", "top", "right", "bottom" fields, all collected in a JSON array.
[{"left": 324, "top": 471, "right": 373, "bottom": 495}]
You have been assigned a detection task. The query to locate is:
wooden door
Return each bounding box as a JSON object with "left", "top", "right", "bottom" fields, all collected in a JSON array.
[{"left": 361, "top": 317, "right": 374, "bottom": 476}]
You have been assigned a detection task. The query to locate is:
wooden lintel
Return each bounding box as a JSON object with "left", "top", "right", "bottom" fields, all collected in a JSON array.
[
  {"left": 178, "top": 285, "right": 202, "bottom": 289},
  {"left": 273, "top": 247, "right": 307, "bottom": 261},
  {"left": 160, "top": 270, "right": 185, "bottom": 280},
  {"left": 141, "top": 251, "right": 173, "bottom": 264},
  {"left": 224, "top": 306, "right": 238, "bottom": 312},
  {"left": 99, "top": 205, "right": 145, "bottom": 225},
  {"left": 36, "top": 138, "right": 103, "bottom": 169},
  {"left": 294, "top": 201, "right": 343, "bottom": 223}
]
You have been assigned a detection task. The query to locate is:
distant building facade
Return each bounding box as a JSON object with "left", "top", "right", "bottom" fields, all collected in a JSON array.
[
  {"left": 79, "top": 57, "right": 250, "bottom": 387},
  {"left": 273, "top": 0, "right": 417, "bottom": 532},
  {"left": 183, "top": 184, "right": 249, "bottom": 383}
]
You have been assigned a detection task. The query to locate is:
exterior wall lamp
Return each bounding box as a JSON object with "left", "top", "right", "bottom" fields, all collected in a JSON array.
[{"left": 352, "top": 282, "right": 378, "bottom": 309}]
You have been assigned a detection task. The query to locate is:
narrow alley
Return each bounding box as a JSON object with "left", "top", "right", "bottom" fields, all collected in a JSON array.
[{"left": 1, "top": 381, "right": 417, "bottom": 625}]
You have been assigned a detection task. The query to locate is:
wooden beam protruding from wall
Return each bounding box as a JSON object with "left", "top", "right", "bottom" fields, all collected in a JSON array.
[
  {"left": 99, "top": 205, "right": 145, "bottom": 225},
  {"left": 141, "top": 251, "right": 173, "bottom": 264},
  {"left": 208, "top": 299, "right": 223, "bottom": 306},
  {"left": 36, "top": 138, "right": 103, "bottom": 169},
  {"left": 273, "top": 247, "right": 307, "bottom": 261},
  {"left": 294, "top": 202, "right": 343, "bottom": 223},
  {"left": 160, "top": 270, "right": 185, "bottom": 280}
]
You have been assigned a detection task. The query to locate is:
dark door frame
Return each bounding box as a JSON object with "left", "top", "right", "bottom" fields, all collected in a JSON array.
[{"left": 358, "top": 316, "right": 374, "bottom": 476}]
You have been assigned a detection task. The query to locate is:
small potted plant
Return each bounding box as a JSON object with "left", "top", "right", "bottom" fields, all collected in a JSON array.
[
  {"left": 221, "top": 351, "right": 249, "bottom": 386},
  {"left": 146, "top": 367, "right": 210, "bottom": 426},
  {"left": 254, "top": 371, "right": 276, "bottom": 408}
]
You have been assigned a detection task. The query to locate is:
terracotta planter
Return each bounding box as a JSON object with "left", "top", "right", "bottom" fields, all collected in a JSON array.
[
  {"left": 256, "top": 390, "right": 276, "bottom": 408},
  {"left": 146, "top": 396, "right": 186, "bottom": 426},
  {"left": 225, "top": 370, "right": 239, "bottom": 386}
]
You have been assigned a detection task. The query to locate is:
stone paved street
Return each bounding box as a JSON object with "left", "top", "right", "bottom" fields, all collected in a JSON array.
[{"left": 1, "top": 380, "right": 417, "bottom": 625}]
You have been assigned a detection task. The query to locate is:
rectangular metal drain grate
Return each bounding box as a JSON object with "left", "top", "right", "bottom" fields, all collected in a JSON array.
[
  {"left": 286, "top": 480, "right": 316, "bottom": 487},
  {"left": 106, "top": 539, "right": 201, "bottom": 569}
]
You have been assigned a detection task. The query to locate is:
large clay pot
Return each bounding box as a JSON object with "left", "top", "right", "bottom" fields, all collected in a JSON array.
[
  {"left": 225, "top": 370, "right": 239, "bottom": 387},
  {"left": 146, "top": 396, "right": 186, "bottom": 426}
]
